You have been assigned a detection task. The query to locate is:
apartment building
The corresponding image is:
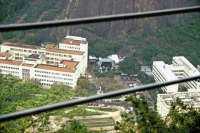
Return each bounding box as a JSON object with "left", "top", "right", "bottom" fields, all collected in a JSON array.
[
  {"left": 152, "top": 61, "right": 179, "bottom": 93},
  {"left": 152, "top": 56, "right": 200, "bottom": 93},
  {"left": 0, "top": 36, "right": 88, "bottom": 88},
  {"left": 157, "top": 92, "right": 200, "bottom": 119}
]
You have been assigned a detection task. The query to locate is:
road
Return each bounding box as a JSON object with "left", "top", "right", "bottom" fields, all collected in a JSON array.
[{"left": 134, "top": 80, "right": 155, "bottom": 108}]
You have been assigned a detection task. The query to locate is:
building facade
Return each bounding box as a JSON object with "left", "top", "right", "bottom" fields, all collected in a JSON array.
[
  {"left": 157, "top": 92, "right": 200, "bottom": 119},
  {"left": 0, "top": 36, "right": 88, "bottom": 88},
  {"left": 152, "top": 61, "right": 179, "bottom": 93},
  {"left": 152, "top": 56, "right": 200, "bottom": 93}
]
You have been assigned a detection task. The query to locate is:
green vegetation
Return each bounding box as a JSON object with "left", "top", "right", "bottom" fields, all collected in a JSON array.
[
  {"left": 58, "top": 120, "right": 100, "bottom": 133},
  {"left": 77, "top": 117, "right": 114, "bottom": 127},
  {"left": 126, "top": 32, "right": 143, "bottom": 47},
  {"left": 95, "top": 71, "right": 115, "bottom": 78},
  {"left": 138, "top": 18, "right": 200, "bottom": 66},
  {"left": 93, "top": 77, "right": 125, "bottom": 92},
  {"left": 119, "top": 55, "right": 141, "bottom": 75},
  {"left": 0, "top": 74, "right": 86, "bottom": 132},
  {"left": 0, "top": 0, "right": 63, "bottom": 46},
  {"left": 0, "top": 0, "right": 31, "bottom": 23},
  {"left": 115, "top": 94, "right": 200, "bottom": 133},
  {"left": 66, "top": 110, "right": 105, "bottom": 117},
  {"left": 87, "top": 89, "right": 98, "bottom": 96},
  {"left": 89, "top": 37, "right": 123, "bottom": 58}
]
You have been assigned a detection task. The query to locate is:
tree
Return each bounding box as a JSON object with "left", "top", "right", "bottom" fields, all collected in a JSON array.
[
  {"left": 119, "top": 56, "right": 141, "bottom": 75},
  {"left": 152, "top": 54, "right": 171, "bottom": 64},
  {"left": 89, "top": 37, "right": 123, "bottom": 58},
  {"left": 126, "top": 32, "right": 143, "bottom": 47},
  {"left": 138, "top": 72, "right": 154, "bottom": 85},
  {"left": 115, "top": 94, "right": 200, "bottom": 133},
  {"left": 77, "top": 78, "right": 90, "bottom": 90},
  {"left": 141, "top": 44, "right": 160, "bottom": 64},
  {"left": 0, "top": 74, "right": 85, "bottom": 132},
  {"left": 187, "top": 53, "right": 200, "bottom": 67},
  {"left": 94, "top": 77, "right": 125, "bottom": 92}
]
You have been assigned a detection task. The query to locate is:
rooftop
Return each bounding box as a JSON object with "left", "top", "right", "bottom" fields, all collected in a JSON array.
[
  {"left": 35, "top": 60, "right": 79, "bottom": 73},
  {"left": 44, "top": 43, "right": 57, "bottom": 48},
  {"left": 47, "top": 48, "right": 84, "bottom": 55},
  {"left": 61, "top": 60, "right": 79, "bottom": 69},
  {"left": 153, "top": 61, "right": 178, "bottom": 81},
  {"left": 4, "top": 43, "right": 40, "bottom": 50},
  {"left": 22, "top": 63, "right": 34, "bottom": 67},
  {"left": 158, "top": 92, "right": 200, "bottom": 107},
  {"left": 60, "top": 38, "right": 82, "bottom": 46},
  {"left": 0, "top": 52, "right": 12, "bottom": 59},
  {"left": 0, "top": 59, "right": 21, "bottom": 66}
]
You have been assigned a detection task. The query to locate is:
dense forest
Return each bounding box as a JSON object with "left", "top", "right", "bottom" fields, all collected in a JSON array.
[{"left": 118, "top": 16, "right": 200, "bottom": 74}]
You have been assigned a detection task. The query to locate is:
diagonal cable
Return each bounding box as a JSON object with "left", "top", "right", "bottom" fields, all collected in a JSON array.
[
  {"left": 0, "top": 6, "right": 200, "bottom": 31},
  {"left": 0, "top": 75, "right": 200, "bottom": 122}
]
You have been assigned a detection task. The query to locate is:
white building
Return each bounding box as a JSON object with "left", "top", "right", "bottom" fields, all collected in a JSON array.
[
  {"left": 0, "top": 35, "right": 88, "bottom": 88},
  {"left": 152, "top": 61, "right": 179, "bottom": 93},
  {"left": 108, "top": 54, "right": 119, "bottom": 65},
  {"left": 152, "top": 56, "right": 200, "bottom": 93},
  {"left": 157, "top": 92, "right": 200, "bottom": 119}
]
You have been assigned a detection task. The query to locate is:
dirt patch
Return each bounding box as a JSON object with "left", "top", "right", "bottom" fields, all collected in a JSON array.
[
  {"left": 37, "top": 11, "right": 49, "bottom": 22},
  {"left": 81, "top": 120, "right": 112, "bottom": 125},
  {"left": 16, "top": 14, "right": 27, "bottom": 24},
  {"left": 90, "top": 126, "right": 114, "bottom": 131}
]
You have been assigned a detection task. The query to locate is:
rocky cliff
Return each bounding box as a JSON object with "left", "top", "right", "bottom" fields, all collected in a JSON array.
[
  {"left": 54, "top": 0, "right": 199, "bottom": 42},
  {"left": 1, "top": 0, "right": 199, "bottom": 46}
]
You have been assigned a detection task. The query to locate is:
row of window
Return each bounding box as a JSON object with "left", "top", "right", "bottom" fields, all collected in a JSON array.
[
  {"left": 35, "top": 70, "right": 72, "bottom": 77},
  {"left": 46, "top": 52, "right": 72, "bottom": 58},
  {"left": 41, "top": 82, "right": 73, "bottom": 86},
  {"left": 0, "top": 66, "right": 19, "bottom": 70},
  {"left": 11, "top": 48, "right": 37, "bottom": 53},
  {"left": 61, "top": 45, "right": 80, "bottom": 50},
  {"left": 37, "top": 75, "right": 73, "bottom": 82},
  {"left": 35, "top": 74, "right": 73, "bottom": 80},
  {"left": 2, "top": 70, "right": 19, "bottom": 74}
]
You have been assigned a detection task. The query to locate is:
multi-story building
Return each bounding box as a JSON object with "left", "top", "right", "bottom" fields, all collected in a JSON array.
[
  {"left": 152, "top": 56, "right": 200, "bottom": 93},
  {"left": 152, "top": 61, "right": 179, "bottom": 93},
  {"left": 157, "top": 92, "right": 200, "bottom": 119},
  {"left": 0, "top": 35, "right": 88, "bottom": 88}
]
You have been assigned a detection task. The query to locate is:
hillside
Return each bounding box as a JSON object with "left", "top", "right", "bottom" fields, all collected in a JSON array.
[{"left": 0, "top": 0, "right": 199, "bottom": 58}]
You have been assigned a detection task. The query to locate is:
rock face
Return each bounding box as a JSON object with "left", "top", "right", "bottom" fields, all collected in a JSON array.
[{"left": 55, "top": 0, "right": 199, "bottom": 42}]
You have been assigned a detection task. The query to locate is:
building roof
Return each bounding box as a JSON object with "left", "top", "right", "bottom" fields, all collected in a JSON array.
[
  {"left": 22, "top": 63, "right": 34, "bottom": 67},
  {"left": 158, "top": 92, "right": 200, "bottom": 107},
  {"left": 0, "top": 52, "right": 12, "bottom": 59},
  {"left": 153, "top": 61, "right": 177, "bottom": 80},
  {"left": 61, "top": 38, "right": 81, "bottom": 46},
  {"left": 0, "top": 59, "right": 21, "bottom": 66},
  {"left": 35, "top": 64, "right": 75, "bottom": 73},
  {"left": 98, "top": 58, "right": 114, "bottom": 66},
  {"left": 4, "top": 43, "right": 40, "bottom": 50},
  {"left": 89, "top": 56, "right": 98, "bottom": 60},
  {"left": 47, "top": 48, "right": 84, "bottom": 55},
  {"left": 173, "top": 56, "right": 199, "bottom": 75},
  {"left": 35, "top": 60, "right": 79, "bottom": 73},
  {"left": 108, "top": 54, "right": 119, "bottom": 64},
  {"left": 44, "top": 43, "right": 56, "bottom": 48},
  {"left": 61, "top": 60, "right": 79, "bottom": 69}
]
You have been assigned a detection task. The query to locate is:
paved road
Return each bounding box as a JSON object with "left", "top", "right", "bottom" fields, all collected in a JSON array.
[
  {"left": 132, "top": 80, "right": 155, "bottom": 107},
  {"left": 88, "top": 101, "right": 132, "bottom": 107}
]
